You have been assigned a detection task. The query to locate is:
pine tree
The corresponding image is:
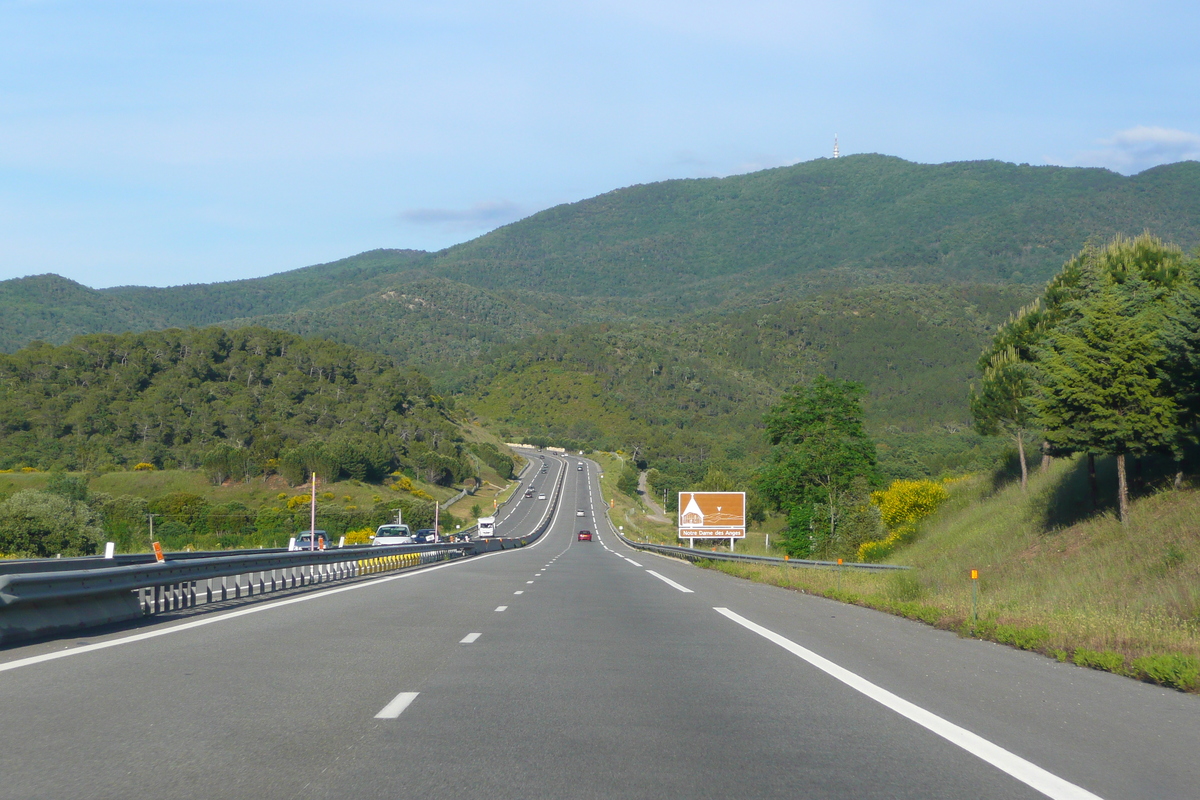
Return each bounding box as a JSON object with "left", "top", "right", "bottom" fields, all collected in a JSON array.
[
  {"left": 971, "top": 345, "right": 1035, "bottom": 489},
  {"left": 1032, "top": 273, "right": 1178, "bottom": 522}
]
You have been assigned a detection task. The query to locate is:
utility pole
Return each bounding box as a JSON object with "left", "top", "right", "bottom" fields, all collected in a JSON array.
[
  {"left": 148, "top": 513, "right": 158, "bottom": 548},
  {"left": 310, "top": 472, "right": 317, "bottom": 550}
]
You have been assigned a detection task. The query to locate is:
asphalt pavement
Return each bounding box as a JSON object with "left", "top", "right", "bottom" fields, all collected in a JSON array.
[{"left": 1, "top": 451, "right": 1196, "bottom": 799}]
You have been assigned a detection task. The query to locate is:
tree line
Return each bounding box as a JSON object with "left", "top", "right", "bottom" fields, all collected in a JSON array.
[
  {"left": 0, "top": 326, "right": 478, "bottom": 487},
  {"left": 970, "top": 234, "right": 1200, "bottom": 521}
]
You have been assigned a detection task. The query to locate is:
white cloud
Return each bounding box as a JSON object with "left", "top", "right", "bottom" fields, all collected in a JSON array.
[
  {"left": 1061, "top": 126, "right": 1200, "bottom": 174},
  {"left": 399, "top": 200, "right": 526, "bottom": 233}
]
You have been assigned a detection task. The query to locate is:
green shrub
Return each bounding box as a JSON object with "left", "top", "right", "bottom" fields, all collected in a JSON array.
[
  {"left": 994, "top": 624, "right": 1050, "bottom": 651},
  {"left": 1073, "top": 648, "right": 1126, "bottom": 674},
  {"left": 1130, "top": 654, "right": 1200, "bottom": 691}
]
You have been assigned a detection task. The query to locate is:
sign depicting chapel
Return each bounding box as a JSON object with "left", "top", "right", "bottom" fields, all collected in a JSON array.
[{"left": 677, "top": 491, "right": 746, "bottom": 540}]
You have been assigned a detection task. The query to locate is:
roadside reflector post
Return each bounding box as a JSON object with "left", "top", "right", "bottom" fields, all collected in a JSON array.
[
  {"left": 970, "top": 569, "right": 980, "bottom": 631},
  {"left": 104, "top": 542, "right": 115, "bottom": 559},
  {"left": 837, "top": 558, "right": 843, "bottom": 593},
  {"left": 152, "top": 541, "right": 164, "bottom": 563}
]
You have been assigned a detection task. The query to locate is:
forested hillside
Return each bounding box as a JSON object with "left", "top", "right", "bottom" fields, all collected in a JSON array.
[
  {"left": 0, "top": 326, "right": 478, "bottom": 486},
  {"left": 4, "top": 156, "right": 1198, "bottom": 353},
  {"left": 467, "top": 283, "right": 1036, "bottom": 481},
  {"left": 2, "top": 155, "right": 1196, "bottom": 484},
  {"left": 427, "top": 156, "right": 1200, "bottom": 302}
]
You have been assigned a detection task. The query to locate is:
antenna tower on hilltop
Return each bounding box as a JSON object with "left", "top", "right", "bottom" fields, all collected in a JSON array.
[{"left": 833, "top": 135, "right": 840, "bottom": 159}]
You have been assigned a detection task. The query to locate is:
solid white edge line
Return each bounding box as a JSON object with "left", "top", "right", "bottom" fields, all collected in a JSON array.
[
  {"left": 460, "top": 632, "right": 482, "bottom": 643},
  {"left": 0, "top": 551, "right": 506, "bottom": 674},
  {"left": 645, "top": 570, "right": 694, "bottom": 593},
  {"left": 374, "top": 691, "right": 419, "bottom": 719},
  {"left": 712, "top": 607, "right": 1104, "bottom": 800}
]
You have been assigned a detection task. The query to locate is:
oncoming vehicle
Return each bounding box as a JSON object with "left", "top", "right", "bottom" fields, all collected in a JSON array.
[
  {"left": 477, "top": 516, "right": 497, "bottom": 538},
  {"left": 577, "top": 530, "right": 592, "bottom": 541},
  {"left": 291, "top": 530, "right": 331, "bottom": 550},
  {"left": 372, "top": 524, "right": 413, "bottom": 545}
]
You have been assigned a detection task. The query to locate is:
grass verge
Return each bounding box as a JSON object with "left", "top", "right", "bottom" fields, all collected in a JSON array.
[{"left": 622, "top": 455, "right": 1200, "bottom": 693}]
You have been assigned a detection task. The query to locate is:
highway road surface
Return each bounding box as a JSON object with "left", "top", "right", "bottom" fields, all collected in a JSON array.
[{"left": 1, "top": 451, "right": 1197, "bottom": 799}]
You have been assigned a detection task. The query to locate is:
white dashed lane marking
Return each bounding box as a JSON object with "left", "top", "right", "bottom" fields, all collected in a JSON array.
[
  {"left": 646, "top": 570, "right": 693, "bottom": 593},
  {"left": 460, "top": 632, "right": 482, "bottom": 644},
  {"left": 375, "top": 692, "right": 419, "bottom": 719}
]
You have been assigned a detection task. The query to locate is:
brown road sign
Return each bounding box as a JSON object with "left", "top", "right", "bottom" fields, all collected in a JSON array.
[{"left": 678, "top": 491, "right": 746, "bottom": 539}]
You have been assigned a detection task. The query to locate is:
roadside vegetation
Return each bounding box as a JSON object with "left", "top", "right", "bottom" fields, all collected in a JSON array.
[{"left": 706, "top": 460, "right": 1200, "bottom": 692}]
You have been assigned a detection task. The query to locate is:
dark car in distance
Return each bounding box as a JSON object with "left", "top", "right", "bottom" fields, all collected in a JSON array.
[{"left": 292, "top": 530, "right": 331, "bottom": 550}]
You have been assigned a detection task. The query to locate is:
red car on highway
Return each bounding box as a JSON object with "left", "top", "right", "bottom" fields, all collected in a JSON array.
[{"left": 577, "top": 530, "right": 592, "bottom": 541}]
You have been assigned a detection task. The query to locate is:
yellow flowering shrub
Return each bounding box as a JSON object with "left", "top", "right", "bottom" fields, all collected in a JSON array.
[
  {"left": 21, "top": 466, "right": 40, "bottom": 473},
  {"left": 286, "top": 495, "right": 311, "bottom": 509},
  {"left": 344, "top": 527, "right": 374, "bottom": 545},
  {"left": 870, "top": 479, "right": 948, "bottom": 529},
  {"left": 858, "top": 479, "right": 950, "bottom": 562},
  {"left": 133, "top": 462, "right": 155, "bottom": 471}
]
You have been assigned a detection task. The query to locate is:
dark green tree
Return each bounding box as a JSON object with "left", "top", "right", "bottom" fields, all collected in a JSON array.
[
  {"left": 1032, "top": 274, "right": 1178, "bottom": 522},
  {"left": 757, "top": 376, "right": 880, "bottom": 557},
  {"left": 0, "top": 490, "right": 104, "bottom": 557},
  {"left": 970, "top": 345, "right": 1036, "bottom": 489}
]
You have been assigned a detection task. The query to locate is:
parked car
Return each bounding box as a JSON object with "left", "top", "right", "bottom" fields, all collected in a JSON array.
[
  {"left": 577, "top": 530, "right": 592, "bottom": 541},
  {"left": 372, "top": 524, "right": 413, "bottom": 545},
  {"left": 292, "top": 530, "right": 331, "bottom": 550}
]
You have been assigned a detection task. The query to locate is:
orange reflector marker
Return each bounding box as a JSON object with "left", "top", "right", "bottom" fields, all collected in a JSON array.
[
  {"left": 970, "top": 569, "right": 979, "bottom": 580},
  {"left": 152, "top": 542, "right": 164, "bottom": 563}
]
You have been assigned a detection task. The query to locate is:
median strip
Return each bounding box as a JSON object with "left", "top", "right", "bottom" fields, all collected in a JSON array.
[{"left": 713, "top": 607, "right": 1103, "bottom": 800}]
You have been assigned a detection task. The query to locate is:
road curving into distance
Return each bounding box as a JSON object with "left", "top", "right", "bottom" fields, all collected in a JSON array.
[{"left": 1, "top": 449, "right": 1197, "bottom": 799}]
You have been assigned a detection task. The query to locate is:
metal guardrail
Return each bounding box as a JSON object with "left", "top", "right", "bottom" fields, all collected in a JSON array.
[
  {"left": 609, "top": 537, "right": 911, "bottom": 572},
  {"left": 0, "top": 542, "right": 469, "bottom": 646},
  {"left": 0, "top": 455, "right": 566, "bottom": 646},
  {"left": 0, "top": 546, "right": 293, "bottom": 576}
]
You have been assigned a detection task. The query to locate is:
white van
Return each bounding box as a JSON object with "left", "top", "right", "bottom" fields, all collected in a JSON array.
[{"left": 477, "top": 516, "right": 497, "bottom": 538}]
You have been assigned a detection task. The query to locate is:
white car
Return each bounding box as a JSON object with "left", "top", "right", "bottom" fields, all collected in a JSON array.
[
  {"left": 372, "top": 524, "right": 413, "bottom": 545},
  {"left": 538, "top": 494, "right": 546, "bottom": 500},
  {"left": 576, "top": 510, "right": 585, "bottom": 517}
]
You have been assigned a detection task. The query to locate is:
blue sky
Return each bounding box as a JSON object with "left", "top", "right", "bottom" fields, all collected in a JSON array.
[{"left": 2, "top": 0, "right": 1198, "bottom": 288}]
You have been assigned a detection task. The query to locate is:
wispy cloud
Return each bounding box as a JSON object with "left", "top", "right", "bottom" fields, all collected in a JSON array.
[
  {"left": 398, "top": 200, "right": 526, "bottom": 232},
  {"left": 1060, "top": 126, "right": 1200, "bottom": 174}
]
